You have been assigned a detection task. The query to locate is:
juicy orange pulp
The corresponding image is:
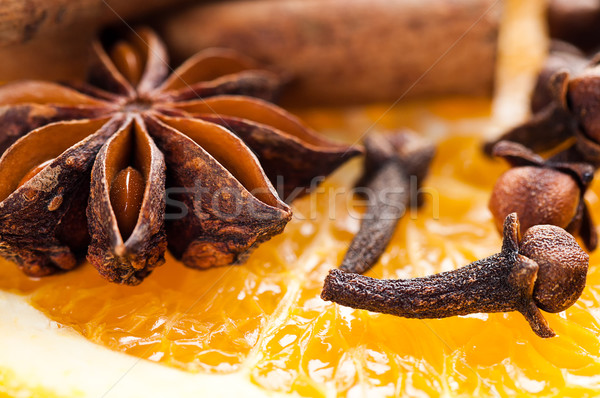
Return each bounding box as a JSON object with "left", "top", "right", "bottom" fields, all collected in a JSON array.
[{"left": 2, "top": 97, "right": 600, "bottom": 397}]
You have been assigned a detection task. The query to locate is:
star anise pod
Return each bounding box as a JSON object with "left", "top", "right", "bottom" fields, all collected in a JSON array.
[
  {"left": 489, "top": 141, "right": 597, "bottom": 251},
  {"left": 0, "top": 28, "right": 361, "bottom": 285}
]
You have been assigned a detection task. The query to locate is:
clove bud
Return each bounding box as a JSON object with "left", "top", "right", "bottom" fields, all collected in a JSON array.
[
  {"left": 322, "top": 213, "right": 589, "bottom": 338},
  {"left": 489, "top": 141, "right": 597, "bottom": 251}
]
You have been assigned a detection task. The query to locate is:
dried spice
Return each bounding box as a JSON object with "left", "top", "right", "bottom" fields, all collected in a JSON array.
[
  {"left": 530, "top": 41, "right": 589, "bottom": 115},
  {"left": 0, "top": 28, "right": 361, "bottom": 284},
  {"left": 484, "top": 41, "right": 588, "bottom": 155},
  {"left": 489, "top": 141, "right": 596, "bottom": 251},
  {"left": 339, "top": 131, "right": 435, "bottom": 274},
  {"left": 322, "top": 213, "right": 589, "bottom": 338},
  {"left": 547, "top": 0, "right": 600, "bottom": 53},
  {"left": 484, "top": 42, "right": 600, "bottom": 167},
  {"left": 484, "top": 42, "right": 600, "bottom": 251}
]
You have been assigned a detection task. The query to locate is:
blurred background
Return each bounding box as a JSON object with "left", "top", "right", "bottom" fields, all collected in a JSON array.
[{"left": 0, "top": 0, "right": 502, "bottom": 106}]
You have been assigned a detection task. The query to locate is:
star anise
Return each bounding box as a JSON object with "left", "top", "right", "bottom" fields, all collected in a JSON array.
[{"left": 0, "top": 28, "right": 361, "bottom": 285}]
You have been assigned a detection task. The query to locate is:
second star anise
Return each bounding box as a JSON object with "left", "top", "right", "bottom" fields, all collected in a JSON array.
[{"left": 0, "top": 28, "right": 361, "bottom": 285}]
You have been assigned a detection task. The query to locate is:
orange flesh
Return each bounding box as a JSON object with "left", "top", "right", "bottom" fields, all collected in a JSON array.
[{"left": 1, "top": 98, "right": 600, "bottom": 396}]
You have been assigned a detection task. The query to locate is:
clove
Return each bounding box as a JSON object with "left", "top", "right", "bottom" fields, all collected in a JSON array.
[
  {"left": 339, "top": 131, "right": 435, "bottom": 274},
  {"left": 489, "top": 141, "right": 597, "bottom": 251},
  {"left": 484, "top": 41, "right": 588, "bottom": 155},
  {"left": 547, "top": 0, "right": 600, "bottom": 53},
  {"left": 485, "top": 42, "right": 600, "bottom": 169},
  {"left": 322, "top": 213, "right": 589, "bottom": 338}
]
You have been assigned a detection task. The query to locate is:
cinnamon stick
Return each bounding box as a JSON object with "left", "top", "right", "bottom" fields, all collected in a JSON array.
[
  {"left": 0, "top": 0, "right": 200, "bottom": 82},
  {"left": 0, "top": 0, "right": 191, "bottom": 47},
  {"left": 158, "top": 0, "right": 501, "bottom": 106}
]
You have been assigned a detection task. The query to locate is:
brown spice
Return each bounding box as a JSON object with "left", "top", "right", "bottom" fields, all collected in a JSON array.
[
  {"left": 484, "top": 41, "right": 587, "bottom": 155},
  {"left": 339, "top": 131, "right": 435, "bottom": 274},
  {"left": 489, "top": 141, "right": 596, "bottom": 251},
  {"left": 18, "top": 159, "right": 54, "bottom": 188},
  {"left": 485, "top": 42, "right": 600, "bottom": 168},
  {"left": 547, "top": 0, "right": 600, "bottom": 53},
  {"left": 0, "top": 28, "right": 362, "bottom": 284},
  {"left": 322, "top": 213, "right": 589, "bottom": 338}
]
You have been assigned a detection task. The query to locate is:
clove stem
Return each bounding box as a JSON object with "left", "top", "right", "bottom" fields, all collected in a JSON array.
[
  {"left": 340, "top": 161, "right": 408, "bottom": 274},
  {"left": 339, "top": 132, "right": 434, "bottom": 274}
]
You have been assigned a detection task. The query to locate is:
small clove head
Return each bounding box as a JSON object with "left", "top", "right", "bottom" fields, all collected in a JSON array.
[
  {"left": 489, "top": 141, "right": 597, "bottom": 251},
  {"left": 531, "top": 40, "right": 588, "bottom": 113},
  {"left": 483, "top": 41, "right": 588, "bottom": 156},
  {"left": 567, "top": 65, "right": 600, "bottom": 143},
  {"left": 482, "top": 41, "right": 600, "bottom": 164},
  {"left": 521, "top": 224, "right": 589, "bottom": 313},
  {"left": 489, "top": 166, "right": 580, "bottom": 233},
  {"left": 358, "top": 130, "right": 435, "bottom": 189}
]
